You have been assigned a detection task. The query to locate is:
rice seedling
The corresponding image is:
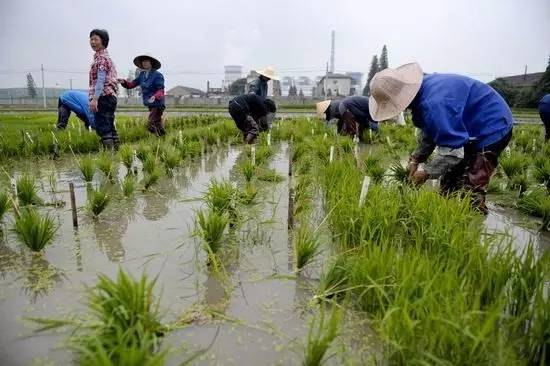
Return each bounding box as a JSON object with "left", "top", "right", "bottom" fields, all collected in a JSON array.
[
  {"left": 77, "top": 155, "right": 96, "bottom": 182},
  {"left": 161, "top": 146, "right": 181, "bottom": 172},
  {"left": 388, "top": 161, "right": 408, "bottom": 183},
  {"left": 517, "top": 188, "right": 550, "bottom": 229},
  {"left": 13, "top": 208, "right": 57, "bottom": 251},
  {"left": 121, "top": 175, "right": 136, "bottom": 198},
  {"left": 239, "top": 160, "right": 256, "bottom": 182},
  {"left": 97, "top": 153, "right": 119, "bottom": 182},
  {"left": 365, "top": 164, "right": 385, "bottom": 184},
  {"left": 16, "top": 174, "right": 43, "bottom": 206},
  {"left": 509, "top": 173, "right": 530, "bottom": 196},
  {"left": 256, "top": 168, "right": 284, "bottom": 182},
  {"left": 204, "top": 179, "right": 237, "bottom": 215},
  {"left": 0, "top": 190, "right": 11, "bottom": 221},
  {"left": 239, "top": 183, "right": 258, "bottom": 205},
  {"left": 302, "top": 305, "right": 342, "bottom": 366},
  {"left": 87, "top": 186, "right": 110, "bottom": 217},
  {"left": 499, "top": 152, "right": 527, "bottom": 180},
  {"left": 294, "top": 225, "right": 322, "bottom": 271},
  {"left": 533, "top": 156, "right": 550, "bottom": 192},
  {"left": 118, "top": 144, "right": 134, "bottom": 170},
  {"left": 196, "top": 209, "right": 228, "bottom": 255},
  {"left": 142, "top": 167, "right": 161, "bottom": 191},
  {"left": 136, "top": 143, "right": 152, "bottom": 163},
  {"left": 142, "top": 155, "right": 157, "bottom": 175}
]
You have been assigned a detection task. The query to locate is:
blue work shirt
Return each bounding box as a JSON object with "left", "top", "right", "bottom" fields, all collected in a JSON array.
[
  {"left": 410, "top": 73, "right": 513, "bottom": 150},
  {"left": 59, "top": 90, "right": 95, "bottom": 128},
  {"left": 248, "top": 78, "right": 268, "bottom": 98},
  {"left": 131, "top": 70, "right": 165, "bottom": 108},
  {"left": 339, "top": 96, "right": 376, "bottom": 127},
  {"left": 540, "top": 94, "right": 550, "bottom": 115}
]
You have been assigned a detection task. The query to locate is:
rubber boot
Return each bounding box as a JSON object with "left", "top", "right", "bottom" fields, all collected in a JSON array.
[
  {"left": 245, "top": 133, "right": 256, "bottom": 144},
  {"left": 102, "top": 138, "right": 115, "bottom": 151}
]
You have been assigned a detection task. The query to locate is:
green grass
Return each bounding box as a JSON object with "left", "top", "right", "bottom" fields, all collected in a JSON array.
[
  {"left": 0, "top": 190, "right": 11, "bottom": 221},
  {"left": 16, "top": 173, "right": 43, "bottom": 206},
  {"left": 77, "top": 155, "right": 96, "bottom": 182},
  {"left": 87, "top": 186, "right": 110, "bottom": 217},
  {"left": 13, "top": 208, "right": 57, "bottom": 251}
]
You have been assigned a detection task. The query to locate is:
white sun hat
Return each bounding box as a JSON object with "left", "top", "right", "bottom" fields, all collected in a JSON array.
[
  {"left": 256, "top": 66, "right": 279, "bottom": 81},
  {"left": 368, "top": 62, "right": 423, "bottom": 121},
  {"left": 316, "top": 100, "right": 331, "bottom": 119}
]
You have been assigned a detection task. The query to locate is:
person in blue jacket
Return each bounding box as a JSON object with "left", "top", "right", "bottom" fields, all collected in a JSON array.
[
  {"left": 247, "top": 66, "right": 278, "bottom": 98},
  {"left": 119, "top": 54, "right": 166, "bottom": 136},
  {"left": 539, "top": 94, "right": 550, "bottom": 140},
  {"left": 369, "top": 62, "right": 514, "bottom": 214},
  {"left": 56, "top": 90, "right": 95, "bottom": 130}
]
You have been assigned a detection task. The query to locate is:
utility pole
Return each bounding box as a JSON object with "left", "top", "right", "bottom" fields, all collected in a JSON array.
[
  {"left": 330, "top": 30, "right": 335, "bottom": 74},
  {"left": 41, "top": 64, "right": 46, "bottom": 108},
  {"left": 69, "top": 78, "right": 73, "bottom": 90},
  {"left": 523, "top": 65, "right": 528, "bottom": 80}
]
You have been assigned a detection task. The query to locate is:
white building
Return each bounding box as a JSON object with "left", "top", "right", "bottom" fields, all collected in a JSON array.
[
  {"left": 223, "top": 65, "right": 243, "bottom": 90},
  {"left": 346, "top": 72, "right": 364, "bottom": 95},
  {"left": 315, "top": 73, "right": 353, "bottom": 97}
]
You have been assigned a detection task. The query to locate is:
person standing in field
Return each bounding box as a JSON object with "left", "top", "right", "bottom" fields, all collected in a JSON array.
[
  {"left": 539, "top": 94, "right": 550, "bottom": 140},
  {"left": 369, "top": 62, "right": 513, "bottom": 214},
  {"left": 228, "top": 94, "right": 276, "bottom": 144},
  {"left": 248, "top": 66, "right": 278, "bottom": 98},
  {"left": 118, "top": 54, "right": 166, "bottom": 136},
  {"left": 56, "top": 90, "right": 95, "bottom": 130},
  {"left": 88, "top": 29, "right": 119, "bottom": 150}
]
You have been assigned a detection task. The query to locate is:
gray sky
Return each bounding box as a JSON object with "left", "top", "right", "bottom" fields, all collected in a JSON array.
[{"left": 1, "top": 0, "right": 549, "bottom": 90}]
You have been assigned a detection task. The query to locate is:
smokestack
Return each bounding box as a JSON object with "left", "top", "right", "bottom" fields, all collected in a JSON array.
[{"left": 330, "top": 30, "right": 335, "bottom": 73}]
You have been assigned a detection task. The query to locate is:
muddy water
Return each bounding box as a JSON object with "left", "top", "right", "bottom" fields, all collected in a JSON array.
[
  {"left": 0, "top": 144, "right": 375, "bottom": 366},
  {"left": 0, "top": 143, "right": 546, "bottom": 366}
]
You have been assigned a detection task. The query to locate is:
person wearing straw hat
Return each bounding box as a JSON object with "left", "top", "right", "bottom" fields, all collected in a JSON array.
[
  {"left": 248, "top": 66, "right": 279, "bottom": 98},
  {"left": 338, "top": 95, "right": 379, "bottom": 138},
  {"left": 316, "top": 99, "right": 341, "bottom": 126},
  {"left": 539, "top": 94, "right": 550, "bottom": 140},
  {"left": 118, "top": 54, "right": 166, "bottom": 136},
  {"left": 368, "top": 62, "right": 514, "bottom": 214}
]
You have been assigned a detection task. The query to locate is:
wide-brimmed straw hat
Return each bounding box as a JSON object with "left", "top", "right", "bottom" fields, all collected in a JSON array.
[
  {"left": 368, "top": 62, "right": 423, "bottom": 121},
  {"left": 256, "top": 66, "right": 279, "bottom": 81},
  {"left": 316, "top": 100, "right": 331, "bottom": 119},
  {"left": 133, "top": 54, "right": 161, "bottom": 70}
]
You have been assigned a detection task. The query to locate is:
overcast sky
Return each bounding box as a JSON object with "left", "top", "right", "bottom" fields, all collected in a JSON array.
[{"left": 1, "top": 0, "right": 549, "bottom": 91}]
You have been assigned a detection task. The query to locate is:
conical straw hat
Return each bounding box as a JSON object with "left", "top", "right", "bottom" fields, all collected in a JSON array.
[
  {"left": 255, "top": 66, "right": 279, "bottom": 81},
  {"left": 316, "top": 100, "right": 331, "bottom": 119}
]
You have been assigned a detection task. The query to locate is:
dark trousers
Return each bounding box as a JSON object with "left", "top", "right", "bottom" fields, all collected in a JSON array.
[
  {"left": 228, "top": 101, "right": 259, "bottom": 138},
  {"left": 94, "top": 95, "right": 118, "bottom": 145},
  {"left": 147, "top": 106, "right": 166, "bottom": 136},
  {"left": 440, "top": 129, "right": 513, "bottom": 214},
  {"left": 539, "top": 106, "right": 550, "bottom": 140},
  {"left": 57, "top": 99, "right": 89, "bottom": 129}
]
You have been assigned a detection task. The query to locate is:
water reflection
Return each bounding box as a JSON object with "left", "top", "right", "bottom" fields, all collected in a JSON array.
[{"left": 21, "top": 253, "right": 65, "bottom": 303}]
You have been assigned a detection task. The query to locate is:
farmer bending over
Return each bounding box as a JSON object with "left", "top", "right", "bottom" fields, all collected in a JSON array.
[
  {"left": 539, "top": 94, "right": 550, "bottom": 141},
  {"left": 228, "top": 94, "right": 276, "bottom": 144},
  {"left": 369, "top": 62, "right": 513, "bottom": 214},
  {"left": 316, "top": 99, "right": 342, "bottom": 128},
  {"left": 56, "top": 90, "right": 95, "bottom": 130},
  {"left": 88, "top": 28, "right": 119, "bottom": 150},
  {"left": 119, "top": 54, "right": 166, "bottom": 136}
]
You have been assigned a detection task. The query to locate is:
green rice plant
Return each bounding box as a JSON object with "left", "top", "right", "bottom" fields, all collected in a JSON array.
[
  {"left": 142, "top": 155, "right": 157, "bottom": 175},
  {"left": 256, "top": 168, "right": 284, "bottom": 182},
  {"left": 121, "top": 175, "right": 136, "bottom": 198},
  {"left": 517, "top": 188, "right": 550, "bottom": 229},
  {"left": 499, "top": 152, "right": 527, "bottom": 180},
  {"left": 87, "top": 186, "right": 110, "bottom": 217},
  {"left": 239, "top": 160, "right": 256, "bottom": 182},
  {"left": 13, "top": 208, "right": 57, "bottom": 251},
  {"left": 75, "top": 269, "right": 166, "bottom": 365},
  {"left": 388, "top": 161, "right": 408, "bottom": 183},
  {"left": 142, "top": 167, "right": 161, "bottom": 191},
  {"left": 239, "top": 183, "right": 258, "bottom": 205},
  {"left": 160, "top": 146, "right": 181, "bottom": 172},
  {"left": 16, "top": 174, "right": 43, "bottom": 206},
  {"left": 303, "top": 305, "right": 342, "bottom": 366},
  {"left": 196, "top": 209, "right": 228, "bottom": 255},
  {"left": 78, "top": 156, "right": 96, "bottom": 182},
  {"left": 509, "top": 173, "right": 530, "bottom": 196},
  {"left": 118, "top": 144, "right": 134, "bottom": 170},
  {"left": 533, "top": 156, "right": 550, "bottom": 193},
  {"left": 0, "top": 191, "right": 11, "bottom": 221},
  {"left": 294, "top": 225, "right": 322, "bottom": 271},
  {"left": 96, "top": 153, "right": 118, "bottom": 182},
  {"left": 136, "top": 143, "right": 152, "bottom": 163},
  {"left": 362, "top": 154, "right": 381, "bottom": 171},
  {"left": 204, "top": 179, "right": 237, "bottom": 215},
  {"left": 365, "top": 164, "right": 385, "bottom": 184}
]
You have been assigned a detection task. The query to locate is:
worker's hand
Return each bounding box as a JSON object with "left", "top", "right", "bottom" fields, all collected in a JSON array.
[
  {"left": 411, "top": 170, "right": 428, "bottom": 186},
  {"left": 148, "top": 95, "right": 155, "bottom": 103},
  {"left": 89, "top": 97, "right": 99, "bottom": 113},
  {"left": 117, "top": 78, "right": 125, "bottom": 84},
  {"left": 406, "top": 158, "right": 419, "bottom": 178}
]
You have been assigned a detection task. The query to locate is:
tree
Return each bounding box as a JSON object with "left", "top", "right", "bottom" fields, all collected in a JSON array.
[
  {"left": 228, "top": 78, "right": 247, "bottom": 95},
  {"left": 288, "top": 85, "right": 297, "bottom": 97},
  {"left": 26, "top": 73, "right": 37, "bottom": 99},
  {"left": 379, "top": 45, "right": 389, "bottom": 70},
  {"left": 298, "top": 88, "right": 304, "bottom": 98},
  {"left": 363, "top": 55, "right": 379, "bottom": 96},
  {"left": 488, "top": 78, "right": 518, "bottom": 107},
  {"left": 532, "top": 58, "right": 550, "bottom": 101}
]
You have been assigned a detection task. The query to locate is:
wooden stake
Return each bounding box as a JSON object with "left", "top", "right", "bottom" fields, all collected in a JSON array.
[
  {"left": 288, "top": 186, "right": 294, "bottom": 230},
  {"left": 69, "top": 182, "right": 78, "bottom": 228},
  {"left": 359, "top": 176, "right": 371, "bottom": 207}
]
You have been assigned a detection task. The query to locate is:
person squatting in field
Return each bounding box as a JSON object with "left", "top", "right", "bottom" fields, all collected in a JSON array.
[
  {"left": 88, "top": 28, "right": 119, "bottom": 150},
  {"left": 369, "top": 62, "right": 513, "bottom": 214},
  {"left": 539, "top": 94, "right": 550, "bottom": 140},
  {"left": 228, "top": 94, "right": 277, "bottom": 144},
  {"left": 316, "top": 96, "right": 379, "bottom": 140},
  {"left": 56, "top": 90, "right": 95, "bottom": 130},
  {"left": 119, "top": 54, "right": 166, "bottom": 137}
]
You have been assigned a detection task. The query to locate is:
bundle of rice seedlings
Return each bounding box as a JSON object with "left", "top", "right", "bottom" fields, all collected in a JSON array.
[
  {"left": 239, "top": 160, "right": 256, "bottom": 182},
  {"left": 303, "top": 305, "right": 342, "bottom": 366},
  {"left": 121, "top": 175, "right": 136, "bottom": 198},
  {"left": 0, "top": 191, "right": 11, "bottom": 221},
  {"left": 196, "top": 209, "right": 228, "bottom": 255},
  {"left": 87, "top": 186, "right": 110, "bottom": 217},
  {"left": 96, "top": 153, "right": 118, "bottom": 182},
  {"left": 16, "top": 174, "right": 43, "bottom": 206},
  {"left": 118, "top": 144, "right": 134, "bottom": 170},
  {"left": 13, "top": 208, "right": 57, "bottom": 251},
  {"left": 77, "top": 156, "right": 95, "bottom": 182}
]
